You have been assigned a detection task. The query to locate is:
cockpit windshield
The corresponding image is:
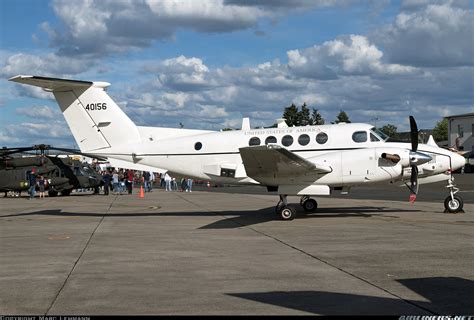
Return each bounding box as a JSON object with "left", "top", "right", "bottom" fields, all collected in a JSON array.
[{"left": 370, "top": 127, "right": 389, "bottom": 141}]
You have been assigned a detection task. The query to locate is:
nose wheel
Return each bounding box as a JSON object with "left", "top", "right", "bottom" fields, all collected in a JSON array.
[{"left": 444, "top": 176, "right": 464, "bottom": 213}]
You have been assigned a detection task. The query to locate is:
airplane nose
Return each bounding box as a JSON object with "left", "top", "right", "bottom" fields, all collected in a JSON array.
[{"left": 451, "top": 152, "right": 466, "bottom": 171}]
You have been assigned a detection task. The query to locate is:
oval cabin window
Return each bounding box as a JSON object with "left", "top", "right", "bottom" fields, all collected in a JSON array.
[
  {"left": 281, "top": 135, "right": 293, "bottom": 147},
  {"left": 194, "top": 142, "right": 203, "bottom": 150},
  {"left": 298, "top": 134, "right": 310, "bottom": 146},
  {"left": 265, "top": 136, "right": 277, "bottom": 144},
  {"left": 249, "top": 137, "right": 261, "bottom": 146},
  {"left": 316, "top": 132, "right": 328, "bottom": 144}
]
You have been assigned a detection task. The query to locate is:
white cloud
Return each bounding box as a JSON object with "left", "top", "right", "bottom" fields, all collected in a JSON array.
[
  {"left": 150, "top": 55, "right": 215, "bottom": 91},
  {"left": 287, "top": 35, "right": 417, "bottom": 79},
  {"left": 374, "top": 3, "right": 474, "bottom": 67},
  {"left": 198, "top": 105, "right": 229, "bottom": 118},
  {"left": 0, "top": 52, "right": 91, "bottom": 78},
  {"left": 15, "top": 105, "right": 60, "bottom": 119},
  {"left": 47, "top": 0, "right": 267, "bottom": 56}
]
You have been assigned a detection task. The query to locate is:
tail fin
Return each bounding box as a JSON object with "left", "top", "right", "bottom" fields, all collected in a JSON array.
[{"left": 9, "top": 75, "right": 140, "bottom": 153}]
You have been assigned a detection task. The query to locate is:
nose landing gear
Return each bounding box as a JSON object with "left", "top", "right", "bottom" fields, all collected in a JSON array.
[{"left": 444, "top": 176, "right": 464, "bottom": 213}]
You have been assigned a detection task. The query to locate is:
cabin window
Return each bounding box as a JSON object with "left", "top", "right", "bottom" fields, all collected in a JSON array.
[
  {"left": 265, "top": 136, "right": 277, "bottom": 144},
  {"left": 352, "top": 131, "right": 367, "bottom": 143},
  {"left": 194, "top": 142, "right": 202, "bottom": 150},
  {"left": 249, "top": 137, "right": 261, "bottom": 146},
  {"left": 298, "top": 134, "right": 310, "bottom": 146},
  {"left": 316, "top": 132, "right": 328, "bottom": 144},
  {"left": 282, "top": 135, "right": 293, "bottom": 147}
]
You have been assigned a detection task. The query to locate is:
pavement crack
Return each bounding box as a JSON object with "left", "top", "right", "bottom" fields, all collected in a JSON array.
[{"left": 44, "top": 194, "right": 118, "bottom": 315}]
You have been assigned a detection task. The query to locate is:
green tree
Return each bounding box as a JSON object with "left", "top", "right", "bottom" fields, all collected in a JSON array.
[
  {"left": 311, "top": 109, "right": 325, "bottom": 125},
  {"left": 335, "top": 110, "right": 351, "bottom": 123},
  {"left": 379, "top": 124, "right": 398, "bottom": 139},
  {"left": 283, "top": 103, "right": 299, "bottom": 126},
  {"left": 432, "top": 118, "right": 448, "bottom": 141},
  {"left": 299, "top": 103, "right": 311, "bottom": 126}
]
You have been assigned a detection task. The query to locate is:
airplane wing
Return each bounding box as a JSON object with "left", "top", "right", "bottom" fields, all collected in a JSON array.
[{"left": 239, "top": 145, "right": 331, "bottom": 185}]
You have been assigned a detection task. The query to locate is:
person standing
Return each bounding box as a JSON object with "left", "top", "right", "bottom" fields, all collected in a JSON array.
[
  {"left": 149, "top": 171, "right": 155, "bottom": 192},
  {"left": 112, "top": 170, "right": 120, "bottom": 194},
  {"left": 103, "top": 171, "right": 111, "bottom": 195},
  {"left": 27, "top": 169, "right": 37, "bottom": 200},
  {"left": 187, "top": 177, "right": 193, "bottom": 192},
  {"left": 143, "top": 171, "right": 151, "bottom": 192},
  {"left": 180, "top": 177, "right": 187, "bottom": 192},
  {"left": 164, "top": 172, "right": 171, "bottom": 191},
  {"left": 37, "top": 175, "right": 46, "bottom": 199},
  {"left": 127, "top": 169, "right": 134, "bottom": 194}
]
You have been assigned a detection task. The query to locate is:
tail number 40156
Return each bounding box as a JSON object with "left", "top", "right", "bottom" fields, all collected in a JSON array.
[{"left": 85, "top": 103, "right": 107, "bottom": 110}]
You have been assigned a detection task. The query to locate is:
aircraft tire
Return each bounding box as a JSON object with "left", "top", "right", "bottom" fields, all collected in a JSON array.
[
  {"left": 279, "top": 205, "right": 297, "bottom": 221},
  {"left": 61, "top": 189, "right": 72, "bottom": 196},
  {"left": 302, "top": 198, "right": 318, "bottom": 212},
  {"left": 48, "top": 190, "right": 58, "bottom": 197},
  {"left": 444, "top": 195, "right": 463, "bottom": 213}
]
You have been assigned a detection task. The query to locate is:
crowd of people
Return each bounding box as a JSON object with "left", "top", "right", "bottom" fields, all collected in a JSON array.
[
  {"left": 98, "top": 168, "right": 194, "bottom": 196},
  {"left": 4, "top": 164, "right": 196, "bottom": 199}
]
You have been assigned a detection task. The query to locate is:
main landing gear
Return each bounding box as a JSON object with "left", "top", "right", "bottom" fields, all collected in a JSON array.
[
  {"left": 275, "top": 195, "right": 319, "bottom": 221},
  {"left": 444, "top": 176, "right": 464, "bottom": 213}
]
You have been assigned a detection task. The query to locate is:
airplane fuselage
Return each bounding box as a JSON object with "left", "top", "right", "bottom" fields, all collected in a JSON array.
[{"left": 100, "top": 123, "right": 462, "bottom": 194}]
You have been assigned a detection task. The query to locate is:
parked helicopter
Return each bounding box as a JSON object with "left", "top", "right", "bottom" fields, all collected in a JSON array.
[{"left": 0, "top": 144, "right": 103, "bottom": 197}]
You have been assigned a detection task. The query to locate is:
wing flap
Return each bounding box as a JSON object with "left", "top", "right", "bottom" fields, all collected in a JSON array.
[{"left": 239, "top": 145, "right": 331, "bottom": 185}]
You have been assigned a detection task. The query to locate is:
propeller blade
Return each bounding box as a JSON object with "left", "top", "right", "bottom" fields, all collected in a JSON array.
[
  {"left": 409, "top": 165, "right": 419, "bottom": 203},
  {"left": 409, "top": 116, "right": 418, "bottom": 152}
]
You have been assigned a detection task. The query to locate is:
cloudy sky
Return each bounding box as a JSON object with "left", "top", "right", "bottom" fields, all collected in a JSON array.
[{"left": 1, "top": 0, "right": 473, "bottom": 147}]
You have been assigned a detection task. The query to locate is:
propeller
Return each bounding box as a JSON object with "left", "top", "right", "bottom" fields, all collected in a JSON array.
[
  {"left": 407, "top": 116, "right": 433, "bottom": 203},
  {"left": 409, "top": 116, "right": 418, "bottom": 152},
  {"left": 409, "top": 116, "right": 419, "bottom": 202}
]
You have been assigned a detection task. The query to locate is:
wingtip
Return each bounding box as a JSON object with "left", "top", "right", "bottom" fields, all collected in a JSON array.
[{"left": 8, "top": 75, "right": 33, "bottom": 82}]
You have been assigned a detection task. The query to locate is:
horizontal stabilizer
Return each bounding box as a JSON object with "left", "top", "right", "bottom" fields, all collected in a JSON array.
[{"left": 9, "top": 75, "right": 94, "bottom": 91}]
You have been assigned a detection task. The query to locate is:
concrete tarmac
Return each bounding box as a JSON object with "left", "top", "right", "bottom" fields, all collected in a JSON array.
[{"left": 0, "top": 189, "right": 473, "bottom": 315}]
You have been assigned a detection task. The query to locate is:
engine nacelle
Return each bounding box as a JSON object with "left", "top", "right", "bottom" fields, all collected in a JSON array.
[{"left": 376, "top": 148, "right": 431, "bottom": 168}]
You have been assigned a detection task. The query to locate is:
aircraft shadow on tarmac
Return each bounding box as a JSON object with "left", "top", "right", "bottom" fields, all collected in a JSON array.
[
  {"left": 227, "top": 277, "right": 474, "bottom": 315},
  {"left": 0, "top": 206, "right": 420, "bottom": 230}
]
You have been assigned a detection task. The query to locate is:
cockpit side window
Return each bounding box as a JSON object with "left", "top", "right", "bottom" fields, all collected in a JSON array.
[
  {"left": 370, "top": 133, "right": 380, "bottom": 142},
  {"left": 370, "top": 127, "right": 389, "bottom": 141}
]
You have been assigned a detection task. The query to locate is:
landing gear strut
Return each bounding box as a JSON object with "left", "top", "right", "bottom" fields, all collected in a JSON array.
[
  {"left": 300, "top": 196, "right": 318, "bottom": 213},
  {"left": 275, "top": 195, "right": 297, "bottom": 221},
  {"left": 444, "top": 176, "right": 464, "bottom": 213}
]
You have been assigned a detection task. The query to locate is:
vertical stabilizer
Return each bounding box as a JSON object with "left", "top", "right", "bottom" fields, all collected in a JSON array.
[{"left": 9, "top": 75, "right": 141, "bottom": 153}]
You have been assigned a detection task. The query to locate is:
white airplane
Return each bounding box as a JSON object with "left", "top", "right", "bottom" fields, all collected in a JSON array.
[{"left": 9, "top": 75, "right": 466, "bottom": 220}]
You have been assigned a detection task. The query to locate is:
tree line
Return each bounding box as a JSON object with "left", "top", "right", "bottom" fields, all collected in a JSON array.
[
  {"left": 279, "top": 103, "right": 448, "bottom": 141},
  {"left": 281, "top": 103, "right": 350, "bottom": 127}
]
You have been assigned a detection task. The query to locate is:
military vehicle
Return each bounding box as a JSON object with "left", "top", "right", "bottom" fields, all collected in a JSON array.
[{"left": 0, "top": 144, "right": 103, "bottom": 197}]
